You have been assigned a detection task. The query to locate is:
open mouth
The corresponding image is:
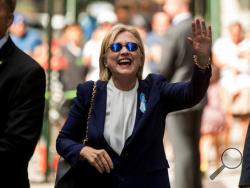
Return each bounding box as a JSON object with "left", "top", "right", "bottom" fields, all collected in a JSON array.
[{"left": 117, "top": 58, "right": 132, "bottom": 65}]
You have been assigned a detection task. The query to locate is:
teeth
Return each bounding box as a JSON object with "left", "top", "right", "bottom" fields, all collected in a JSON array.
[{"left": 119, "top": 59, "right": 131, "bottom": 63}]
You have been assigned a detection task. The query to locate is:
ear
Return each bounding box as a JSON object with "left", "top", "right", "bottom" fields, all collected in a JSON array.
[{"left": 7, "top": 13, "right": 14, "bottom": 28}]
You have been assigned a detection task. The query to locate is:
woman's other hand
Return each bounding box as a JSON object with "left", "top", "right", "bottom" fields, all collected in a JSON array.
[{"left": 79, "top": 146, "right": 113, "bottom": 173}]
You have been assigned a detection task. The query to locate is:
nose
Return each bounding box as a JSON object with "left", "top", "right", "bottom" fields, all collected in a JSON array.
[{"left": 120, "top": 45, "right": 129, "bottom": 54}]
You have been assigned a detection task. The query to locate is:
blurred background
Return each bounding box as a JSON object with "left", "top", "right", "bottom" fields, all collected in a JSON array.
[{"left": 10, "top": 0, "right": 250, "bottom": 187}]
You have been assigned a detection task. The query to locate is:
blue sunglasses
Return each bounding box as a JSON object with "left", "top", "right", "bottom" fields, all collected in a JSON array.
[{"left": 109, "top": 42, "right": 139, "bottom": 52}]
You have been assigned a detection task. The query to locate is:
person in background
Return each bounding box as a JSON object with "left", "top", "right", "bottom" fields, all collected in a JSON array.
[
  {"left": 160, "top": 0, "right": 206, "bottom": 187},
  {"left": 129, "top": 13, "right": 150, "bottom": 78},
  {"left": 0, "top": 0, "right": 46, "bottom": 187},
  {"left": 82, "top": 10, "right": 117, "bottom": 81},
  {"left": 199, "top": 64, "right": 225, "bottom": 176},
  {"left": 9, "top": 12, "right": 42, "bottom": 55},
  {"left": 115, "top": 3, "right": 131, "bottom": 25},
  {"left": 213, "top": 21, "right": 250, "bottom": 150},
  {"left": 59, "top": 23, "right": 86, "bottom": 122},
  {"left": 145, "top": 11, "right": 171, "bottom": 74},
  {"left": 56, "top": 18, "right": 211, "bottom": 187}
]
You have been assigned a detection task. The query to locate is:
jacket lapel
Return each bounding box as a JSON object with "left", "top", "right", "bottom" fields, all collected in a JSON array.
[
  {"left": 91, "top": 80, "right": 107, "bottom": 138},
  {"left": 0, "top": 37, "right": 15, "bottom": 69},
  {"left": 125, "top": 79, "right": 161, "bottom": 146}
]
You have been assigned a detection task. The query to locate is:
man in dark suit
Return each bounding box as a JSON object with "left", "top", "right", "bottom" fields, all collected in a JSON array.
[
  {"left": 240, "top": 122, "right": 250, "bottom": 188},
  {"left": 0, "top": 0, "right": 46, "bottom": 187},
  {"left": 160, "top": 0, "right": 206, "bottom": 187}
]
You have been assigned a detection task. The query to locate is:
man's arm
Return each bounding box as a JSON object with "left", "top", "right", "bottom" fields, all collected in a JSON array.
[
  {"left": 0, "top": 65, "right": 46, "bottom": 161},
  {"left": 240, "top": 123, "right": 250, "bottom": 187}
]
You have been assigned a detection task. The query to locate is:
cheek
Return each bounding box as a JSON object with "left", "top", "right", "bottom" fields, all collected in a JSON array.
[
  {"left": 106, "top": 53, "right": 117, "bottom": 66},
  {"left": 136, "top": 53, "right": 144, "bottom": 66}
]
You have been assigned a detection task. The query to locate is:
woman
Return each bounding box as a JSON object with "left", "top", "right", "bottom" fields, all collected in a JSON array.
[{"left": 56, "top": 18, "right": 212, "bottom": 188}]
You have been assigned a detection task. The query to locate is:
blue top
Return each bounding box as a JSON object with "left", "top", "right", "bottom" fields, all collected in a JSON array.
[{"left": 10, "top": 29, "right": 42, "bottom": 53}]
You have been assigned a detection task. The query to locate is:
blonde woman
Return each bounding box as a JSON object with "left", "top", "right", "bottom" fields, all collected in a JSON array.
[{"left": 56, "top": 19, "right": 211, "bottom": 188}]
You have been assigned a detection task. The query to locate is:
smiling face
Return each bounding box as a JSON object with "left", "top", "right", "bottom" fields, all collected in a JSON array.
[
  {"left": 106, "top": 31, "right": 142, "bottom": 80},
  {"left": 99, "top": 24, "right": 145, "bottom": 81}
]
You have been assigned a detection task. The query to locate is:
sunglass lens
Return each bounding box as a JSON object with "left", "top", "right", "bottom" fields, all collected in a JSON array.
[
  {"left": 110, "top": 43, "right": 122, "bottom": 52},
  {"left": 110, "top": 42, "right": 138, "bottom": 52},
  {"left": 127, "top": 42, "right": 138, "bottom": 51}
]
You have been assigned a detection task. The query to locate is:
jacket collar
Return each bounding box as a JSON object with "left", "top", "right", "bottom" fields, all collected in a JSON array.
[
  {"left": 0, "top": 33, "right": 8, "bottom": 49},
  {"left": 125, "top": 78, "right": 160, "bottom": 146},
  {"left": 0, "top": 37, "right": 15, "bottom": 64}
]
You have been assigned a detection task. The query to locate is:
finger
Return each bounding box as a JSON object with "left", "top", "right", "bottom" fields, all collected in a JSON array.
[
  {"left": 103, "top": 152, "right": 114, "bottom": 170},
  {"left": 195, "top": 18, "right": 202, "bottom": 36},
  {"left": 95, "top": 158, "right": 105, "bottom": 173},
  {"left": 94, "top": 161, "right": 104, "bottom": 174},
  {"left": 192, "top": 20, "right": 196, "bottom": 36},
  {"left": 89, "top": 153, "right": 104, "bottom": 173},
  {"left": 99, "top": 155, "right": 111, "bottom": 173},
  {"left": 187, "top": 37, "right": 193, "bottom": 45},
  {"left": 208, "top": 25, "right": 212, "bottom": 39},
  {"left": 201, "top": 20, "right": 207, "bottom": 35}
]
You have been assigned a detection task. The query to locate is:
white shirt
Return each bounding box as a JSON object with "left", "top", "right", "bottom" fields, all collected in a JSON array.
[
  {"left": 0, "top": 33, "right": 8, "bottom": 49},
  {"left": 82, "top": 39, "right": 102, "bottom": 81},
  {"left": 104, "top": 78, "right": 138, "bottom": 155},
  {"left": 213, "top": 37, "right": 250, "bottom": 91}
]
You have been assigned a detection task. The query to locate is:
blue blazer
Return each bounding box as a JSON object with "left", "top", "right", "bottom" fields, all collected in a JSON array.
[{"left": 56, "top": 66, "right": 211, "bottom": 188}]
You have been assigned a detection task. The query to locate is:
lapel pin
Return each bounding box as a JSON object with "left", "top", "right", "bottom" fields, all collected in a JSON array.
[{"left": 139, "top": 93, "right": 146, "bottom": 113}]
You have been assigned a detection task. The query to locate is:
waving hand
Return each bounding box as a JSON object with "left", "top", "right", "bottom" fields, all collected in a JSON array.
[{"left": 188, "top": 18, "right": 212, "bottom": 69}]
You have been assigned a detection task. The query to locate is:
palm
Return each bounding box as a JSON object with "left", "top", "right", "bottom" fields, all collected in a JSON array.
[{"left": 191, "top": 19, "right": 212, "bottom": 58}]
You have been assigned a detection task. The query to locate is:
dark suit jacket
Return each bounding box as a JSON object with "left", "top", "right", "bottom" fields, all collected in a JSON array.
[
  {"left": 160, "top": 17, "right": 206, "bottom": 111},
  {"left": 240, "top": 123, "right": 250, "bottom": 187},
  {"left": 0, "top": 37, "right": 46, "bottom": 188},
  {"left": 56, "top": 66, "right": 211, "bottom": 188},
  {"left": 160, "top": 17, "right": 193, "bottom": 83}
]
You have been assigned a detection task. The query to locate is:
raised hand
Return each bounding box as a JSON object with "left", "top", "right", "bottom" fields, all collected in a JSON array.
[{"left": 188, "top": 18, "right": 212, "bottom": 69}]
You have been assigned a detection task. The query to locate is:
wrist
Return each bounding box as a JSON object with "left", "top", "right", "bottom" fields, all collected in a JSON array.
[
  {"left": 79, "top": 146, "right": 87, "bottom": 161},
  {"left": 193, "top": 54, "right": 211, "bottom": 70}
]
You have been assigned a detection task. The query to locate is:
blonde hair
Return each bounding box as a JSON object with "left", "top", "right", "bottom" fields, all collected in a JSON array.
[{"left": 99, "top": 24, "right": 145, "bottom": 81}]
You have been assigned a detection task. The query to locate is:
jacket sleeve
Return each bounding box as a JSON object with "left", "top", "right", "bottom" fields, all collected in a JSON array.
[
  {"left": 239, "top": 123, "right": 250, "bottom": 186},
  {"left": 160, "top": 65, "right": 211, "bottom": 112},
  {"left": 56, "top": 81, "right": 94, "bottom": 166},
  {"left": 0, "top": 65, "right": 46, "bottom": 161}
]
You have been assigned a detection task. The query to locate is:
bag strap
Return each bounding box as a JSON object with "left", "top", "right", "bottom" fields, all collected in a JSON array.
[{"left": 83, "top": 81, "right": 96, "bottom": 144}]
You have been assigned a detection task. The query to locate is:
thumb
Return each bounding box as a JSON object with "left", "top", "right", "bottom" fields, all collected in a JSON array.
[{"left": 187, "top": 37, "right": 193, "bottom": 45}]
